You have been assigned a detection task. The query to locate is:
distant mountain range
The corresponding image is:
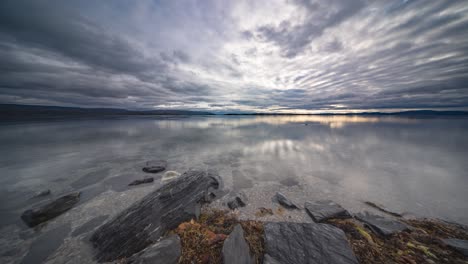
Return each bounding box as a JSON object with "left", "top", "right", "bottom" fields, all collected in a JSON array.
[
  {"left": 1, "top": 104, "right": 467, "bottom": 122},
  {"left": 225, "top": 110, "right": 468, "bottom": 116},
  {"left": 0, "top": 104, "right": 214, "bottom": 121}
]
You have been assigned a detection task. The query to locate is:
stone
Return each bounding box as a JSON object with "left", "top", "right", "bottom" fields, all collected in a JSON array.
[
  {"left": 128, "top": 177, "right": 154, "bottom": 186},
  {"left": 442, "top": 238, "right": 468, "bottom": 257},
  {"left": 161, "top": 171, "right": 181, "bottom": 183},
  {"left": 90, "top": 170, "right": 220, "bottom": 262},
  {"left": 142, "top": 160, "right": 167, "bottom": 173},
  {"left": 227, "top": 192, "right": 248, "bottom": 210},
  {"left": 305, "top": 200, "right": 351, "bottom": 223},
  {"left": 126, "top": 235, "right": 182, "bottom": 264},
  {"left": 21, "top": 192, "right": 81, "bottom": 227},
  {"left": 274, "top": 192, "right": 298, "bottom": 209},
  {"left": 355, "top": 211, "right": 409, "bottom": 236},
  {"left": 263, "top": 222, "right": 358, "bottom": 264},
  {"left": 364, "top": 201, "right": 402, "bottom": 217},
  {"left": 222, "top": 224, "right": 254, "bottom": 264}
]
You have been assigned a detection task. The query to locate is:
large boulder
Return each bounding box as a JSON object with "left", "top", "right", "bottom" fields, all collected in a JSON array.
[
  {"left": 126, "top": 234, "right": 182, "bottom": 264},
  {"left": 21, "top": 192, "right": 81, "bottom": 227},
  {"left": 355, "top": 211, "right": 409, "bottom": 236},
  {"left": 305, "top": 200, "right": 351, "bottom": 223},
  {"left": 90, "top": 170, "right": 220, "bottom": 262},
  {"left": 263, "top": 222, "right": 358, "bottom": 264},
  {"left": 222, "top": 224, "right": 254, "bottom": 264},
  {"left": 142, "top": 160, "right": 167, "bottom": 173}
]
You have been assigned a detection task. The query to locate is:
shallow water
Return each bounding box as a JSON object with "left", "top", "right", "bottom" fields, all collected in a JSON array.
[{"left": 1, "top": 115, "right": 468, "bottom": 263}]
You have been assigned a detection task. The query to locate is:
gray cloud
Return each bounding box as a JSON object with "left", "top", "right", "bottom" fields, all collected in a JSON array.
[{"left": 0, "top": 0, "right": 467, "bottom": 112}]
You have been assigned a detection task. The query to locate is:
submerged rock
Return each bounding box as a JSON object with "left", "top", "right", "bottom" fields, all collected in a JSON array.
[
  {"left": 274, "top": 192, "right": 298, "bottom": 209},
  {"left": 142, "top": 160, "right": 167, "bottom": 173},
  {"left": 255, "top": 207, "right": 273, "bottom": 217},
  {"left": 355, "top": 211, "right": 409, "bottom": 236},
  {"left": 126, "top": 234, "right": 181, "bottom": 264},
  {"left": 222, "top": 224, "right": 254, "bottom": 264},
  {"left": 21, "top": 192, "right": 81, "bottom": 227},
  {"left": 161, "top": 171, "right": 181, "bottom": 183},
  {"left": 263, "top": 222, "right": 358, "bottom": 264},
  {"left": 227, "top": 192, "right": 248, "bottom": 210},
  {"left": 442, "top": 238, "right": 468, "bottom": 257},
  {"left": 364, "top": 201, "right": 402, "bottom": 217},
  {"left": 128, "top": 177, "right": 154, "bottom": 186},
  {"left": 31, "top": 189, "right": 51, "bottom": 199},
  {"left": 90, "top": 170, "right": 220, "bottom": 262},
  {"left": 305, "top": 200, "right": 351, "bottom": 223}
]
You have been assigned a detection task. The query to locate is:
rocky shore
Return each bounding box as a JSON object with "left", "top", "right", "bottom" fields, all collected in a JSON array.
[{"left": 19, "top": 162, "right": 468, "bottom": 263}]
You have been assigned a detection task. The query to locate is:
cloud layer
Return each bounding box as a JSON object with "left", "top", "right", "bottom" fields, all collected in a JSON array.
[{"left": 1, "top": 0, "right": 467, "bottom": 112}]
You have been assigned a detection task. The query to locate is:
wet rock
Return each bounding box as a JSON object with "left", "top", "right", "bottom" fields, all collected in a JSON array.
[
  {"left": 263, "top": 222, "right": 358, "bottom": 264},
  {"left": 364, "top": 201, "right": 402, "bottom": 217},
  {"left": 142, "top": 160, "right": 167, "bottom": 173},
  {"left": 161, "top": 171, "right": 181, "bottom": 183},
  {"left": 128, "top": 177, "right": 154, "bottom": 186},
  {"left": 355, "top": 211, "right": 409, "bottom": 236},
  {"left": 442, "top": 238, "right": 468, "bottom": 257},
  {"left": 31, "top": 189, "right": 51, "bottom": 199},
  {"left": 21, "top": 192, "right": 81, "bottom": 227},
  {"left": 90, "top": 170, "right": 220, "bottom": 262},
  {"left": 222, "top": 224, "right": 254, "bottom": 264},
  {"left": 227, "top": 192, "right": 247, "bottom": 210},
  {"left": 274, "top": 192, "right": 298, "bottom": 209},
  {"left": 127, "top": 234, "right": 181, "bottom": 264},
  {"left": 305, "top": 200, "right": 351, "bottom": 223}
]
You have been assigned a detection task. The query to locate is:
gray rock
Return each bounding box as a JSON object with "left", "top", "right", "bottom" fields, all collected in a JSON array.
[
  {"left": 227, "top": 192, "right": 248, "bottom": 210},
  {"left": 90, "top": 170, "right": 220, "bottom": 262},
  {"left": 71, "top": 215, "right": 109, "bottom": 237},
  {"left": 305, "top": 200, "right": 351, "bottom": 223},
  {"left": 355, "top": 211, "right": 409, "bottom": 236},
  {"left": 274, "top": 192, "right": 298, "bottom": 209},
  {"left": 264, "top": 222, "right": 358, "bottom": 264},
  {"left": 21, "top": 192, "right": 81, "bottom": 227},
  {"left": 142, "top": 160, "right": 167, "bottom": 173},
  {"left": 442, "top": 238, "right": 468, "bottom": 257},
  {"left": 222, "top": 224, "right": 254, "bottom": 264},
  {"left": 128, "top": 177, "right": 154, "bottom": 186},
  {"left": 364, "top": 201, "right": 402, "bottom": 217},
  {"left": 127, "top": 234, "right": 181, "bottom": 264}
]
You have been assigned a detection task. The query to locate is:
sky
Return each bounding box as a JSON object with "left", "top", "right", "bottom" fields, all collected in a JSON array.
[{"left": 0, "top": 0, "right": 467, "bottom": 113}]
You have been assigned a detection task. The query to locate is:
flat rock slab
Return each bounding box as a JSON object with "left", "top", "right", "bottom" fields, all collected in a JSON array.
[
  {"left": 305, "top": 200, "right": 351, "bottom": 223},
  {"left": 90, "top": 170, "right": 220, "bottom": 262},
  {"left": 21, "top": 192, "right": 81, "bottom": 227},
  {"left": 274, "top": 192, "right": 298, "bottom": 209},
  {"left": 263, "top": 222, "right": 358, "bottom": 264},
  {"left": 355, "top": 211, "right": 409, "bottom": 236},
  {"left": 442, "top": 238, "right": 468, "bottom": 257},
  {"left": 126, "top": 234, "right": 181, "bottom": 264},
  {"left": 142, "top": 160, "right": 167, "bottom": 173},
  {"left": 128, "top": 177, "right": 154, "bottom": 186},
  {"left": 222, "top": 224, "right": 254, "bottom": 264}
]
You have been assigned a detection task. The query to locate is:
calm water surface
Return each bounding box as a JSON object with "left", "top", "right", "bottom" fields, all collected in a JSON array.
[{"left": 0, "top": 115, "right": 467, "bottom": 263}]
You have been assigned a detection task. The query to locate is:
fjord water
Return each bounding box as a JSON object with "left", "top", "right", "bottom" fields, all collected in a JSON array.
[{"left": 1, "top": 115, "right": 468, "bottom": 229}]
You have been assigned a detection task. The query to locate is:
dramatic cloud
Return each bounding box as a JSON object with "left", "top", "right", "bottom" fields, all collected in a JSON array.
[{"left": 0, "top": 0, "right": 467, "bottom": 112}]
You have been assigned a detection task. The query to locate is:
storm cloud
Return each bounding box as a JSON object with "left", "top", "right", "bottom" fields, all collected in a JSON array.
[{"left": 0, "top": 0, "right": 467, "bottom": 112}]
